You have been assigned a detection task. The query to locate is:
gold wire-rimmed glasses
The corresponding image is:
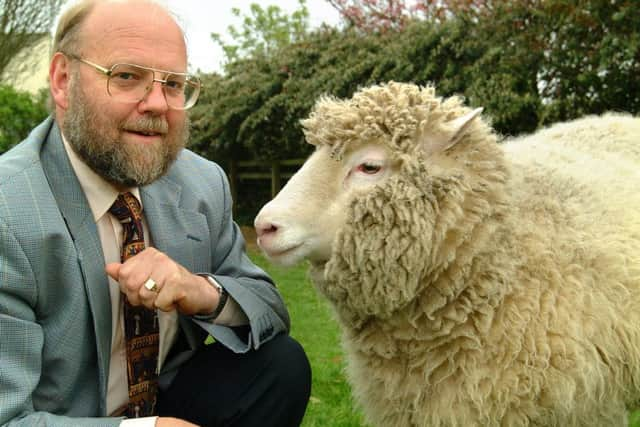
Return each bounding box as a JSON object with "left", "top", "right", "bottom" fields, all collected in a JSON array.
[{"left": 65, "top": 54, "right": 201, "bottom": 110}]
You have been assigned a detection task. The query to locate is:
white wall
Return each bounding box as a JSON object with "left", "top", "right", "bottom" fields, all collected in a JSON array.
[{"left": 1, "top": 35, "right": 51, "bottom": 94}]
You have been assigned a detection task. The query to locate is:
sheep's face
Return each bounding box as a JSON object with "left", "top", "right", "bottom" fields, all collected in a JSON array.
[
  {"left": 255, "top": 140, "right": 399, "bottom": 266},
  {"left": 255, "top": 82, "right": 494, "bottom": 320}
]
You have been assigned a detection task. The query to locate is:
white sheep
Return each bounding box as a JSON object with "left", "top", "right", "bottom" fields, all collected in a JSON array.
[{"left": 254, "top": 82, "right": 640, "bottom": 427}]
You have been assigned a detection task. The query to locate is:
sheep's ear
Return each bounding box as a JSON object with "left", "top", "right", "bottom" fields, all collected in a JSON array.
[{"left": 421, "top": 108, "right": 484, "bottom": 156}]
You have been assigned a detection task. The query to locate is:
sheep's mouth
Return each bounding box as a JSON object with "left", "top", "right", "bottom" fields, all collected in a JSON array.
[
  {"left": 259, "top": 241, "right": 305, "bottom": 265},
  {"left": 268, "top": 244, "right": 302, "bottom": 257}
]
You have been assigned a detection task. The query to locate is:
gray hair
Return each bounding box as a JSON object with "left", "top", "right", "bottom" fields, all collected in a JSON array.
[{"left": 52, "top": 0, "right": 98, "bottom": 57}]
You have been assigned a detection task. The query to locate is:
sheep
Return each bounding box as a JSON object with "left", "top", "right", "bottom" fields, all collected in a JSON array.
[{"left": 254, "top": 82, "right": 640, "bottom": 427}]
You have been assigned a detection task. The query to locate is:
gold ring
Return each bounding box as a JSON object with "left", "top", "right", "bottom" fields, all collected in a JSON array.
[{"left": 144, "top": 278, "right": 159, "bottom": 293}]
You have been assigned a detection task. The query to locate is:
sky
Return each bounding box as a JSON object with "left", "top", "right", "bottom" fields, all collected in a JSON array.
[{"left": 163, "top": 0, "right": 343, "bottom": 73}]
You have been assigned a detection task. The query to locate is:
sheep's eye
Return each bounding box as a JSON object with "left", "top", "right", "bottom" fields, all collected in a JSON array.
[{"left": 357, "top": 163, "right": 382, "bottom": 174}]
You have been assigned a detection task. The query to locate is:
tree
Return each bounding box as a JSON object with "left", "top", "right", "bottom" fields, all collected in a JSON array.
[
  {"left": 211, "top": 0, "right": 309, "bottom": 67},
  {"left": 0, "top": 85, "right": 48, "bottom": 154},
  {"left": 193, "top": 0, "right": 640, "bottom": 161},
  {"left": 444, "top": 0, "right": 640, "bottom": 125},
  {"left": 327, "top": 0, "right": 414, "bottom": 32},
  {"left": 192, "top": 27, "right": 390, "bottom": 163},
  {"left": 326, "top": 0, "right": 513, "bottom": 32},
  {"left": 0, "top": 0, "right": 65, "bottom": 76},
  {"left": 531, "top": 0, "right": 640, "bottom": 123},
  {"left": 193, "top": 0, "right": 314, "bottom": 161}
]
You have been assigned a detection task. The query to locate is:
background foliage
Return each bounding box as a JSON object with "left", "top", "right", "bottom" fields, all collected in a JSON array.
[
  {"left": 0, "top": 85, "right": 48, "bottom": 154},
  {"left": 211, "top": 0, "right": 310, "bottom": 64},
  {"left": 190, "top": 0, "right": 639, "bottom": 172}
]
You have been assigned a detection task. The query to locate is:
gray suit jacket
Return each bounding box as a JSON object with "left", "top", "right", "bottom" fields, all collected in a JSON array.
[{"left": 0, "top": 118, "right": 290, "bottom": 426}]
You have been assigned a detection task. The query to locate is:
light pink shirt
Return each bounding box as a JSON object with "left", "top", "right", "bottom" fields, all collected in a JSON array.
[{"left": 62, "top": 138, "right": 246, "bottom": 426}]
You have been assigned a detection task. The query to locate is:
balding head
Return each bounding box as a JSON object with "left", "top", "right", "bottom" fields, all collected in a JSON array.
[{"left": 53, "top": 0, "right": 186, "bottom": 63}]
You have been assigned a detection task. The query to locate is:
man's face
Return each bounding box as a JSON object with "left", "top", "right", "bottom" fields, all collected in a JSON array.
[
  {"left": 63, "top": 69, "right": 189, "bottom": 188},
  {"left": 60, "top": 1, "right": 191, "bottom": 188}
]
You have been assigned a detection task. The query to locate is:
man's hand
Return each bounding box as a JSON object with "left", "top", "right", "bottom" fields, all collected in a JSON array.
[
  {"left": 156, "top": 417, "right": 200, "bottom": 427},
  {"left": 105, "top": 248, "right": 219, "bottom": 315}
]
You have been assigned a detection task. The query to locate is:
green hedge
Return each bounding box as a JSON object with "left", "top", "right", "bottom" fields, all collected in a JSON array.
[{"left": 0, "top": 85, "right": 48, "bottom": 154}]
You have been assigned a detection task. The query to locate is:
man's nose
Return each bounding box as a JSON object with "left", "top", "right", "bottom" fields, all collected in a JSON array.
[{"left": 138, "top": 81, "right": 169, "bottom": 114}]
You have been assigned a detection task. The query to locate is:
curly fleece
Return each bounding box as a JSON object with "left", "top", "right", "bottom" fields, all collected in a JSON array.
[{"left": 301, "top": 82, "right": 640, "bottom": 426}]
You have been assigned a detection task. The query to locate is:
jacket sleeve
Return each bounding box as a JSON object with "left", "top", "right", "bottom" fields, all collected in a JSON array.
[
  {"left": 0, "top": 219, "right": 122, "bottom": 427},
  {"left": 190, "top": 163, "right": 290, "bottom": 353}
]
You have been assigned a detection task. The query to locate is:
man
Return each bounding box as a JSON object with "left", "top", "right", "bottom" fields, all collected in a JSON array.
[{"left": 0, "top": 0, "right": 310, "bottom": 426}]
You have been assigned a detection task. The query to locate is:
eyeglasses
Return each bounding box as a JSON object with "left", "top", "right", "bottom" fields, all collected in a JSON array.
[{"left": 66, "top": 54, "right": 201, "bottom": 110}]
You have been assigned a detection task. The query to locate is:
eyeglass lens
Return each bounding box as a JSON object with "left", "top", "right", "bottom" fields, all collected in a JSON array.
[{"left": 106, "top": 64, "right": 199, "bottom": 109}]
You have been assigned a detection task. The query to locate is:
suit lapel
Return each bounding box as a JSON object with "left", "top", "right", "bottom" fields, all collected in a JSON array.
[
  {"left": 141, "top": 176, "right": 211, "bottom": 279},
  {"left": 40, "top": 121, "right": 112, "bottom": 409}
]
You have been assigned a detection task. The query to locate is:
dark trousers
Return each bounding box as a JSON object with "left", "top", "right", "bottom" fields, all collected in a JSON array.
[{"left": 158, "top": 333, "right": 311, "bottom": 427}]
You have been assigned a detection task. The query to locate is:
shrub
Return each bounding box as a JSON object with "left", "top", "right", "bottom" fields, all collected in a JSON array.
[{"left": 0, "top": 85, "right": 48, "bottom": 154}]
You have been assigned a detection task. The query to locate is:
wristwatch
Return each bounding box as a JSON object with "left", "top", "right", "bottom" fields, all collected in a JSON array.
[{"left": 194, "top": 275, "right": 228, "bottom": 321}]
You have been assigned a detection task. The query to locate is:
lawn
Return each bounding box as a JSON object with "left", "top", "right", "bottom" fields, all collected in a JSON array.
[
  {"left": 248, "top": 249, "right": 368, "bottom": 427},
  {"left": 247, "top": 247, "right": 640, "bottom": 427}
]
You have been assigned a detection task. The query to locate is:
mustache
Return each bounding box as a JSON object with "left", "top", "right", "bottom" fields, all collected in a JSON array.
[{"left": 121, "top": 117, "right": 169, "bottom": 134}]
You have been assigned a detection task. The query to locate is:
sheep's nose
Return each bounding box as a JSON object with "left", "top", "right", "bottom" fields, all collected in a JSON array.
[{"left": 254, "top": 217, "right": 279, "bottom": 238}]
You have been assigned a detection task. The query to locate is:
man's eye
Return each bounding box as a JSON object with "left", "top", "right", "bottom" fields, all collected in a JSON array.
[
  {"left": 165, "top": 80, "right": 184, "bottom": 90},
  {"left": 357, "top": 163, "right": 382, "bottom": 174},
  {"left": 113, "top": 72, "right": 139, "bottom": 81}
]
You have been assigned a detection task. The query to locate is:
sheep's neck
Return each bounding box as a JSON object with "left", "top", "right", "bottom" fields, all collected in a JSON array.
[{"left": 345, "top": 217, "right": 514, "bottom": 351}]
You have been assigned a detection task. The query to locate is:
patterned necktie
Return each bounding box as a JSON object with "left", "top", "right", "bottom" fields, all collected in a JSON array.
[{"left": 109, "top": 192, "right": 159, "bottom": 418}]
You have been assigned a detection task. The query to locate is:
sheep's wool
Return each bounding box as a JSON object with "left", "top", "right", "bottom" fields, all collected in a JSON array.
[{"left": 302, "top": 82, "right": 640, "bottom": 426}]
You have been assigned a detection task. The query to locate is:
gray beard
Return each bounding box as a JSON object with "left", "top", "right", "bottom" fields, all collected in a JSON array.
[{"left": 62, "top": 80, "right": 189, "bottom": 188}]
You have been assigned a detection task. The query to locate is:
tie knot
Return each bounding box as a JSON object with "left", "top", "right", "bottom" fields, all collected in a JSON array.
[{"left": 109, "top": 192, "right": 143, "bottom": 223}]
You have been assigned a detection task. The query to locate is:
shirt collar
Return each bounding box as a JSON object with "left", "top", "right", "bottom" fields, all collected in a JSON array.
[{"left": 61, "top": 134, "right": 142, "bottom": 222}]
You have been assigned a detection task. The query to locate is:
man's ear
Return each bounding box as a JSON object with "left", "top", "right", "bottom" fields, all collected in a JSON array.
[
  {"left": 421, "top": 108, "right": 484, "bottom": 157},
  {"left": 50, "top": 52, "right": 72, "bottom": 111}
]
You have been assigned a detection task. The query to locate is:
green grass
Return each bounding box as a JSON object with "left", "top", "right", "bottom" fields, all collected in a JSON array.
[
  {"left": 248, "top": 248, "right": 640, "bottom": 427},
  {"left": 248, "top": 249, "right": 367, "bottom": 427}
]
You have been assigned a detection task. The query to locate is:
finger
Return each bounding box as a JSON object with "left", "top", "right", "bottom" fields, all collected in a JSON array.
[
  {"left": 154, "top": 283, "right": 182, "bottom": 312},
  {"left": 124, "top": 254, "right": 170, "bottom": 308},
  {"left": 105, "top": 262, "right": 140, "bottom": 305},
  {"left": 141, "top": 258, "right": 178, "bottom": 303},
  {"left": 117, "top": 265, "right": 150, "bottom": 307},
  {"left": 105, "top": 263, "right": 122, "bottom": 281},
  {"left": 143, "top": 277, "right": 159, "bottom": 293},
  {"left": 150, "top": 264, "right": 187, "bottom": 312},
  {"left": 119, "top": 257, "right": 152, "bottom": 288},
  {"left": 118, "top": 261, "right": 156, "bottom": 304},
  {"left": 138, "top": 279, "right": 162, "bottom": 310}
]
